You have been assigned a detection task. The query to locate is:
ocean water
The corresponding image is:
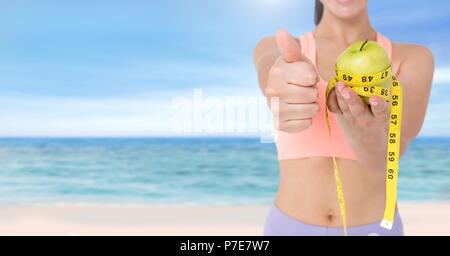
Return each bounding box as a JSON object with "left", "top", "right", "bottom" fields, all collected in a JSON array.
[{"left": 0, "top": 137, "right": 449, "bottom": 206}]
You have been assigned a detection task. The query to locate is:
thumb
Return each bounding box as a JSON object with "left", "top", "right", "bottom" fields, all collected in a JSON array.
[{"left": 276, "top": 29, "right": 303, "bottom": 63}]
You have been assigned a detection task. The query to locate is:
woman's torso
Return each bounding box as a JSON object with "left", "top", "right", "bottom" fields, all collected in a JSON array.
[{"left": 275, "top": 32, "right": 396, "bottom": 227}]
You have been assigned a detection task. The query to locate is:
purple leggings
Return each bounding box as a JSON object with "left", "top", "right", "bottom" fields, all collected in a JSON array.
[{"left": 264, "top": 204, "right": 404, "bottom": 236}]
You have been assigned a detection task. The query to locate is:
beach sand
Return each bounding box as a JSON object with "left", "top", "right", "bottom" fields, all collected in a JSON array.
[{"left": 0, "top": 202, "right": 449, "bottom": 236}]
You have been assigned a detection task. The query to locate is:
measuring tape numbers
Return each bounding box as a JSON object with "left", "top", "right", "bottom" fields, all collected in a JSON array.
[{"left": 325, "top": 64, "right": 403, "bottom": 235}]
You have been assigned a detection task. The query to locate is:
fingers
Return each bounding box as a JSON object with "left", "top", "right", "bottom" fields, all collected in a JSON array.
[
  {"left": 271, "top": 101, "right": 319, "bottom": 133},
  {"left": 283, "top": 61, "right": 319, "bottom": 86},
  {"left": 335, "top": 83, "right": 351, "bottom": 115},
  {"left": 276, "top": 29, "right": 304, "bottom": 63},
  {"left": 336, "top": 82, "right": 372, "bottom": 120},
  {"left": 277, "top": 119, "right": 313, "bottom": 133},
  {"left": 369, "top": 96, "right": 390, "bottom": 120},
  {"left": 266, "top": 80, "right": 317, "bottom": 105},
  {"left": 278, "top": 102, "right": 320, "bottom": 120},
  {"left": 270, "top": 98, "right": 319, "bottom": 119},
  {"left": 326, "top": 89, "right": 342, "bottom": 114},
  {"left": 266, "top": 65, "right": 318, "bottom": 104},
  {"left": 335, "top": 83, "right": 391, "bottom": 123},
  {"left": 282, "top": 85, "right": 318, "bottom": 104}
]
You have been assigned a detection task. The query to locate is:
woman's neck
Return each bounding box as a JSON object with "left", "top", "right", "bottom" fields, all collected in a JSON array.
[{"left": 314, "top": 7, "right": 377, "bottom": 45}]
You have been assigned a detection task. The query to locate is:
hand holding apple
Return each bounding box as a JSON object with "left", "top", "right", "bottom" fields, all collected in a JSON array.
[{"left": 328, "top": 40, "right": 394, "bottom": 171}]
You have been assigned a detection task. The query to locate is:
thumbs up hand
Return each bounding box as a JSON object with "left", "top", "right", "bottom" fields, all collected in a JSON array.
[{"left": 266, "top": 30, "right": 320, "bottom": 133}]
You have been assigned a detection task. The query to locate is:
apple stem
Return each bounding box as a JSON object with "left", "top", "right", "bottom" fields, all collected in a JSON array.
[{"left": 360, "top": 40, "right": 369, "bottom": 51}]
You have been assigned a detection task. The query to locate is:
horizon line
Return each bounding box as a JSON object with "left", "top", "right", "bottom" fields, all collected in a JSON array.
[{"left": 0, "top": 135, "right": 448, "bottom": 139}]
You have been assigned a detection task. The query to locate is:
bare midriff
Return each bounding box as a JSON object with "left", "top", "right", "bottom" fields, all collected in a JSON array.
[{"left": 275, "top": 157, "right": 387, "bottom": 227}]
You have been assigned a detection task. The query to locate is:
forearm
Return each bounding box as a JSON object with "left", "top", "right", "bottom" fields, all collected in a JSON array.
[
  {"left": 348, "top": 124, "right": 411, "bottom": 172},
  {"left": 351, "top": 129, "right": 389, "bottom": 172}
]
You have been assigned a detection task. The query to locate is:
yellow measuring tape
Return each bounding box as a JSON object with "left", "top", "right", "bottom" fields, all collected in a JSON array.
[{"left": 326, "top": 65, "right": 403, "bottom": 235}]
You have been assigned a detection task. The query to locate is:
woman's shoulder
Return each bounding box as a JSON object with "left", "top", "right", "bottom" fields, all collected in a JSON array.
[
  {"left": 391, "top": 42, "right": 434, "bottom": 88},
  {"left": 392, "top": 43, "right": 434, "bottom": 74},
  {"left": 393, "top": 43, "right": 433, "bottom": 63}
]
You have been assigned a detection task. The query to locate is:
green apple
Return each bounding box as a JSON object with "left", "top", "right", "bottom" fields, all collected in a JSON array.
[{"left": 336, "top": 40, "right": 391, "bottom": 103}]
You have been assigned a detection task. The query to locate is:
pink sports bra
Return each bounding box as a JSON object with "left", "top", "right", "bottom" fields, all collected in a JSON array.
[{"left": 275, "top": 32, "right": 393, "bottom": 161}]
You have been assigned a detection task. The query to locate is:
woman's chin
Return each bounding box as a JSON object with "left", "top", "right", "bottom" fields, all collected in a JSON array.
[
  {"left": 324, "top": 0, "right": 368, "bottom": 18},
  {"left": 335, "top": 0, "right": 355, "bottom": 4},
  {"left": 336, "top": 10, "right": 363, "bottom": 20}
]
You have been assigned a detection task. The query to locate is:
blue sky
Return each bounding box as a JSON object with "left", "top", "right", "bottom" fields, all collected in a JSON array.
[{"left": 0, "top": 0, "right": 449, "bottom": 137}]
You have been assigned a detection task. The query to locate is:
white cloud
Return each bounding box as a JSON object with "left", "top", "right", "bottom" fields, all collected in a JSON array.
[
  {"left": 0, "top": 86, "right": 267, "bottom": 137},
  {"left": 434, "top": 66, "right": 450, "bottom": 84},
  {"left": 0, "top": 94, "right": 171, "bottom": 137}
]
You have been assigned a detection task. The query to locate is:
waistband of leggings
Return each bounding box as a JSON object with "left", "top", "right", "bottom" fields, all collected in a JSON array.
[{"left": 270, "top": 203, "right": 402, "bottom": 229}]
